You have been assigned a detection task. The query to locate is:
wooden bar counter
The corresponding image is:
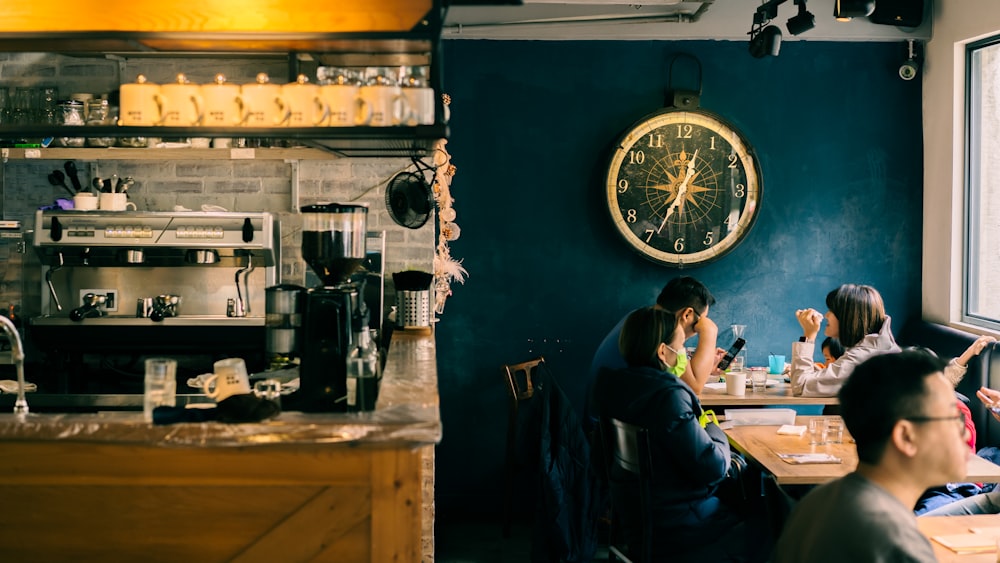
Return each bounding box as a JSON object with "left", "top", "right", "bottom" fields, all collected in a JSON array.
[{"left": 0, "top": 332, "right": 440, "bottom": 563}]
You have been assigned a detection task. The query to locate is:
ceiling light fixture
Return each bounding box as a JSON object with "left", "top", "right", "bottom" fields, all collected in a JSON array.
[
  {"left": 834, "top": 0, "right": 875, "bottom": 21},
  {"left": 748, "top": 0, "right": 784, "bottom": 58},
  {"left": 786, "top": 0, "right": 815, "bottom": 35}
]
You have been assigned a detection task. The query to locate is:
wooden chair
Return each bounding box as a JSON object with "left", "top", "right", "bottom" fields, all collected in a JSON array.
[
  {"left": 598, "top": 417, "right": 653, "bottom": 563},
  {"left": 500, "top": 356, "right": 545, "bottom": 538}
]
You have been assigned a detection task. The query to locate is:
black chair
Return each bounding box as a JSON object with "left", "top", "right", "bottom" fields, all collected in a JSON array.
[
  {"left": 500, "top": 356, "right": 545, "bottom": 538},
  {"left": 598, "top": 417, "right": 653, "bottom": 563}
]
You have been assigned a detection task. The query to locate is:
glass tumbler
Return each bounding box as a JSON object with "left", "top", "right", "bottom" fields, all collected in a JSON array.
[{"left": 144, "top": 358, "right": 177, "bottom": 423}]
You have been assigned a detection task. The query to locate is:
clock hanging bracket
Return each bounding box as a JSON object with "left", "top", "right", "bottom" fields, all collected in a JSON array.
[{"left": 665, "top": 53, "right": 703, "bottom": 110}]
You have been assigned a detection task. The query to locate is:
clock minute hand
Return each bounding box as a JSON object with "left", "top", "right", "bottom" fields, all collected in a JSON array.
[{"left": 657, "top": 149, "right": 698, "bottom": 234}]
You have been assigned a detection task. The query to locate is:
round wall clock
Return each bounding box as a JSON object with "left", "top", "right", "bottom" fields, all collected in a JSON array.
[{"left": 604, "top": 109, "right": 762, "bottom": 267}]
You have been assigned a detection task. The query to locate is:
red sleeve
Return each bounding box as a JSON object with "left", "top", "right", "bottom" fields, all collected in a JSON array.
[{"left": 958, "top": 400, "right": 976, "bottom": 452}]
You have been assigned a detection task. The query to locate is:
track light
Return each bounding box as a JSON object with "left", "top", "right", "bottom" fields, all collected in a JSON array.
[
  {"left": 748, "top": 0, "right": 784, "bottom": 58},
  {"left": 786, "top": 0, "right": 815, "bottom": 35},
  {"left": 834, "top": 0, "right": 875, "bottom": 21}
]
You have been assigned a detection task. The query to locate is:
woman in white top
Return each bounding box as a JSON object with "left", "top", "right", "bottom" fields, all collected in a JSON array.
[{"left": 790, "top": 284, "right": 899, "bottom": 397}]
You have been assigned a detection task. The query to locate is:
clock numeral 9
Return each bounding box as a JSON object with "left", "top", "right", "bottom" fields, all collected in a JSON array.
[
  {"left": 626, "top": 209, "right": 638, "bottom": 223},
  {"left": 618, "top": 179, "right": 629, "bottom": 194},
  {"left": 673, "top": 237, "right": 685, "bottom": 252},
  {"left": 629, "top": 150, "right": 645, "bottom": 165},
  {"left": 703, "top": 231, "right": 714, "bottom": 246},
  {"left": 676, "top": 124, "right": 693, "bottom": 139},
  {"left": 734, "top": 183, "right": 745, "bottom": 198}
]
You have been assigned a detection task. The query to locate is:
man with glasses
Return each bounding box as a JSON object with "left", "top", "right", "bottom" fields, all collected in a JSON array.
[{"left": 774, "top": 350, "right": 968, "bottom": 563}]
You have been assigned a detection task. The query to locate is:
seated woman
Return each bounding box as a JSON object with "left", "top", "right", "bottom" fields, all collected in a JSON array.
[
  {"left": 791, "top": 284, "right": 900, "bottom": 397},
  {"left": 593, "top": 306, "right": 763, "bottom": 562}
]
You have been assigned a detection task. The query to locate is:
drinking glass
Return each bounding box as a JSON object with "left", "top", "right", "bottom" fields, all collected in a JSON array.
[
  {"left": 808, "top": 418, "right": 828, "bottom": 445},
  {"left": 826, "top": 418, "right": 844, "bottom": 444},
  {"left": 751, "top": 370, "right": 768, "bottom": 392},
  {"left": 144, "top": 358, "right": 177, "bottom": 422}
]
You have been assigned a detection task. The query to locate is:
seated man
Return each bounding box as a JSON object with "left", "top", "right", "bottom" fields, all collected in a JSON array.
[{"left": 773, "top": 351, "right": 970, "bottom": 563}]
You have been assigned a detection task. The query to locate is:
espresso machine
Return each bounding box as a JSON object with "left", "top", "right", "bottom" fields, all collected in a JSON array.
[{"left": 294, "top": 203, "right": 368, "bottom": 412}]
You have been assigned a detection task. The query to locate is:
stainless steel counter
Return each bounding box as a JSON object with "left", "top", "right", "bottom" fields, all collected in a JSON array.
[{"left": 0, "top": 331, "right": 440, "bottom": 447}]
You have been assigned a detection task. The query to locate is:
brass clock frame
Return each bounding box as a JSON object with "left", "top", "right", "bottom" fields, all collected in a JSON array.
[{"left": 604, "top": 109, "right": 762, "bottom": 267}]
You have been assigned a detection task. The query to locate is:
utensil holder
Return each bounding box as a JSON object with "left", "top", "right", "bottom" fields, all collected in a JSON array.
[{"left": 396, "top": 289, "right": 430, "bottom": 328}]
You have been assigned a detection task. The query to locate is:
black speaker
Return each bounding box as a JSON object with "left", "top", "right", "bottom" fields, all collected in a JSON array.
[{"left": 869, "top": 0, "right": 924, "bottom": 27}]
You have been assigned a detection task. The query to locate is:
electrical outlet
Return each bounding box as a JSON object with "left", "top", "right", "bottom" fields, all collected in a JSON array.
[{"left": 79, "top": 289, "right": 119, "bottom": 312}]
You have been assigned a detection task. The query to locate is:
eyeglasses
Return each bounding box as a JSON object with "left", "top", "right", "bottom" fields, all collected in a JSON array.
[{"left": 904, "top": 414, "right": 968, "bottom": 436}]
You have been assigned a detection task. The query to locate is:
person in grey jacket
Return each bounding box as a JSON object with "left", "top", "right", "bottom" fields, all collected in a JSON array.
[{"left": 790, "top": 284, "right": 900, "bottom": 397}]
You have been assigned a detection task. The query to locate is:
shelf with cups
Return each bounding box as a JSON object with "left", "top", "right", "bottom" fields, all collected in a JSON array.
[{"left": 0, "top": 124, "right": 448, "bottom": 159}]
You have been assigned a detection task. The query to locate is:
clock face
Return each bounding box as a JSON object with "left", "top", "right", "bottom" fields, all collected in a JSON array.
[{"left": 604, "top": 109, "right": 762, "bottom": 267}]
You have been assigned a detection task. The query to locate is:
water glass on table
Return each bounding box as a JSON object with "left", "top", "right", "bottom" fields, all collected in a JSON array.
[
  {"left": 808, "top": 418, "right": 828, "bottom": 445},
  {"left": 825, "top": 418, "right": 844, "bottom": 443},
  {"left": 144, "top": 358, "right": 177, "bottom": 422},
  {"left": 750, "top": 370, "right": 768, "bottom": 392}
]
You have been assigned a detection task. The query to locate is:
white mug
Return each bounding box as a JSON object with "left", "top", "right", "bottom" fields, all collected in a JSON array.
[
  {"left": 242, "top": 73, "right": 289, "bottom": 127},
  {"left": 73, "top": 193, "right": 98, "bottom": 211},
  {"left": 201, "top": 75, "right": 246, "bottom": 127},
  {"left": 99, "top": 193, "right": 136, "bottom": 211},
  {"left": 283, "top": 75, "right": 329, "bottom": 127},
  {"left": 156, "top": 75, "right": 204, "bottom": 126},
  {"left": 725, "top": 371, "right": 747, "bottom": 396},
  {"left": 202, "top": 358, "right": 252, "bottom": 402},
  {"left": 320, "top": 84, "right": 371, "bottom": 126},
  {"left": 119, "top": 75, "right": 162, "bottom": 126},
  {"left": 401, "top": 87, "right": 434, "bottom": 125},
  {"left": 359, "top": 85, "right": 410, "bottom": 127}
]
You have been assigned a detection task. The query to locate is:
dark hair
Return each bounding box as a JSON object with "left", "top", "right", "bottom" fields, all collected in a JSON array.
[
  {"left": 825, "top": 284, "right": 887, "bottom": 348},
  {"left": 656, "top": 276, "right": 716, "bottom": 315},
  {"left": 618, "top": 306, "right": 679, "bottom": 369},
  {"left": 821, "top": 337, "right": 845, "bottom": 360},
  {"left": 838, "top": 350, "right": 947, "bottom": 464}
]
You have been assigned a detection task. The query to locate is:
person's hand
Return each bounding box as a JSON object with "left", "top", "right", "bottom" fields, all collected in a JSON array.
[
  {"left": 959, "top": 335, "right": 997, "bottom": 366},
  {"left": 695, "top": 313, "right": 718, "bottom": 339},
  {"left": 979, "top": 387, "right": 1000, "bottom": 423},
  {"left": 795, "top": 308, "right": 823, "bottom": 340},
  {"left": 711, "top": 347, "right": 726, "bottom": 375}
]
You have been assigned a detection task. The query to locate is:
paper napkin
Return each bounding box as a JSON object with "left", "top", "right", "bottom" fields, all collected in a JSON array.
[
  {"left": 777, "top": 424, "right": 806, "bottom": 437},
  {"left": 777, "top": 453, "right": 842, "bottom": 464}
]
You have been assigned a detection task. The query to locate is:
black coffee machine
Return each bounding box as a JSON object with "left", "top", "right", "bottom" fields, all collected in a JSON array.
[{"left": 294, "top": 203, "right": 368, "bottom": 412}]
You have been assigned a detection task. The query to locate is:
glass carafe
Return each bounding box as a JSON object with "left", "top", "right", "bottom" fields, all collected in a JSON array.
[{"left": 730, "top": 324, "right": 748, "bottom": 371}]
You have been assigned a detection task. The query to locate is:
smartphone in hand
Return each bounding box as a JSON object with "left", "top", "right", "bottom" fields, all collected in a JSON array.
[{"left": 717, "top": 338, "right": 746, "bottom": 371}]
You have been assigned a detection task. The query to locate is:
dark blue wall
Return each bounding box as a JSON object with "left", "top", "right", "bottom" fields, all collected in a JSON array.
[{"left": 436, "top": 39, "right": 922, "bottom": 513}]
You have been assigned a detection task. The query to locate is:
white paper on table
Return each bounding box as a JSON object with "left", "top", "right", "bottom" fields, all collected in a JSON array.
[
  {"left": 776, "top": 424, "right": 807, "bottom": 437},
  {"left": 777, "top": 453, "right": 842, "bottom": 464}
]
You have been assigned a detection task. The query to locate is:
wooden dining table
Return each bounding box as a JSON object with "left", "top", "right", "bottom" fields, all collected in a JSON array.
[
  {"left": 918, "top": 515, "right": 1000, "bottom": 562},
  {"left": 724, "top": 416, "right": 1000, "bottom": 485},
  {"left": 700, "top": 380, "right": 839, "bottom": 407}
]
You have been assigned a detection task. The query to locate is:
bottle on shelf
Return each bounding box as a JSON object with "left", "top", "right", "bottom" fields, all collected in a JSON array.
[{"left": 347, "top": 327, "right": 380, "bottom": 412}]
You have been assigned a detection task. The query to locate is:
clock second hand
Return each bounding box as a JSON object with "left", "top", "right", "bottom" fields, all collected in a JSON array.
[{"left": 657, "top": 149, "right": 698, "bottom": 235}]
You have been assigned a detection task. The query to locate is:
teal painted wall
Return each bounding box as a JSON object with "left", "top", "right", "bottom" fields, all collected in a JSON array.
[{"left": 436, "top": 39, "right": 922, "bottom": 513}]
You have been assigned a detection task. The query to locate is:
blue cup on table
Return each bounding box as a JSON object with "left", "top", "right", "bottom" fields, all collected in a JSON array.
[{"left": 768, "top": 354, "right": 786, "bottom": 375}]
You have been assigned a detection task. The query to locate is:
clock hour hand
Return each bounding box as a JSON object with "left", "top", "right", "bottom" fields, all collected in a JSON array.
[{"left": 657, "top": 149, "right": 698, "bottom": 234}]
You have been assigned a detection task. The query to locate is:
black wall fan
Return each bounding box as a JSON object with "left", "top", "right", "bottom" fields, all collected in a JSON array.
[{"left": 385, "top": 170, "right": 433, "bottom": 229}]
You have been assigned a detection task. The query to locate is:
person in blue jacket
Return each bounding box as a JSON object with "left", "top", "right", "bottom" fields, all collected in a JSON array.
[{"left": 593, "top": 306, "right": 761, "bottom": 562}]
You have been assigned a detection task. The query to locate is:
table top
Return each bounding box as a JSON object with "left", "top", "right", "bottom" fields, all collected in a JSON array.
[
  {"left": 919, "top": 515, "right": 1000, "bottom": 563},
  {"left": 700, "top": 381, "right": 839, "bottom": 406},
  {"left": 725, "top": 416, "right": 1000, "bottom": 485}
]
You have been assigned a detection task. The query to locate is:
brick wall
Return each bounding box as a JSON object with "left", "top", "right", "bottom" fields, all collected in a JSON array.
[{"left": 0, "top": 53, "right": 436, "bottom": 320}]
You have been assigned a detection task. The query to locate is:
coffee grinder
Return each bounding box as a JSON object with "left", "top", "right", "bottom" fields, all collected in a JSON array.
[{"left": 295, "top": 203, "right": 368, "bottom": 412}]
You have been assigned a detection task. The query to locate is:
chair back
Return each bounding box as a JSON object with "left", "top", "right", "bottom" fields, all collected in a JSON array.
[
  {"left": 503, "top": 356, "right": 544, "bottom": 404},
  {"left": 499, "top": 356, "right": 546, "bottom": 537},
  {"left": 599, "top": 417, "right": 653, "bottom": 563}
]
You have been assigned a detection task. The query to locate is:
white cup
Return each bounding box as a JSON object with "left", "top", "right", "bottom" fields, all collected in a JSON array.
[
  {"left": 401, "top": 87, "right": 434, "bottom": 125},
  {"left": 359, "top": 85, "right": 410, "bottom": 127},
  {"left": 144, "top": 358, "right": 177, "bottom": 423},
  {"left": 320, "top": 84, "right": 371, "bottom": 126},
  {"left": 202, "top": 357, "right": 252, "bottom": 402},
  {"left": 242, "top": 74, "right": 289, "bottom": 127},
  {"left": 99, "top": 193, "right": 136, "bottom": 211},
  {"left": 725, "top": 371, "right": 747, "bottom": 396},
  {"left": 119, "top": 75, "right": 162, "bottom": 126},
  {"left": 201, "top": 77, "right": 246, "bottom": 127},
  {"left": 283, "top": 75, "right": 329, "bottom": 127},
  {"left": 73, "top": 193, "right": 98, "bottom": 211}
]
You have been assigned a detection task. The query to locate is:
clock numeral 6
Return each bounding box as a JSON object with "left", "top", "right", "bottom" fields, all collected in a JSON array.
[
  {"left": 673, "top": 237, "right": 685, "bottom": 252},
  {"left": 628, "top": 150, "right": 645, "bottom": 165},
  {"left": 618, "top": 179, "right": 629, "bottom": 194}
]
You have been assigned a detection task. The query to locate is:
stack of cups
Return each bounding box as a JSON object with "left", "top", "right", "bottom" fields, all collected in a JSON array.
[{"left": 144, "top": 358, "right": 177, "bottom": 423}]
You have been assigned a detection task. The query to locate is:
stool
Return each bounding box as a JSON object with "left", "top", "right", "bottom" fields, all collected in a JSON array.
[{"left": 501, "top": 355, "right": 545, "bottom": 538}]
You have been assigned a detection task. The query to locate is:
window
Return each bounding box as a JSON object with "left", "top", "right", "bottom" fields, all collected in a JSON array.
[{"left": 965, "top": 37, "right": 1000, "bottom": 329}]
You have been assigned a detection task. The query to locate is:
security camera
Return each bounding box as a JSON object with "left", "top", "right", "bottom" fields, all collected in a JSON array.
[{"left": 899, "top": 60, "right": 918, "bottom": 81}]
